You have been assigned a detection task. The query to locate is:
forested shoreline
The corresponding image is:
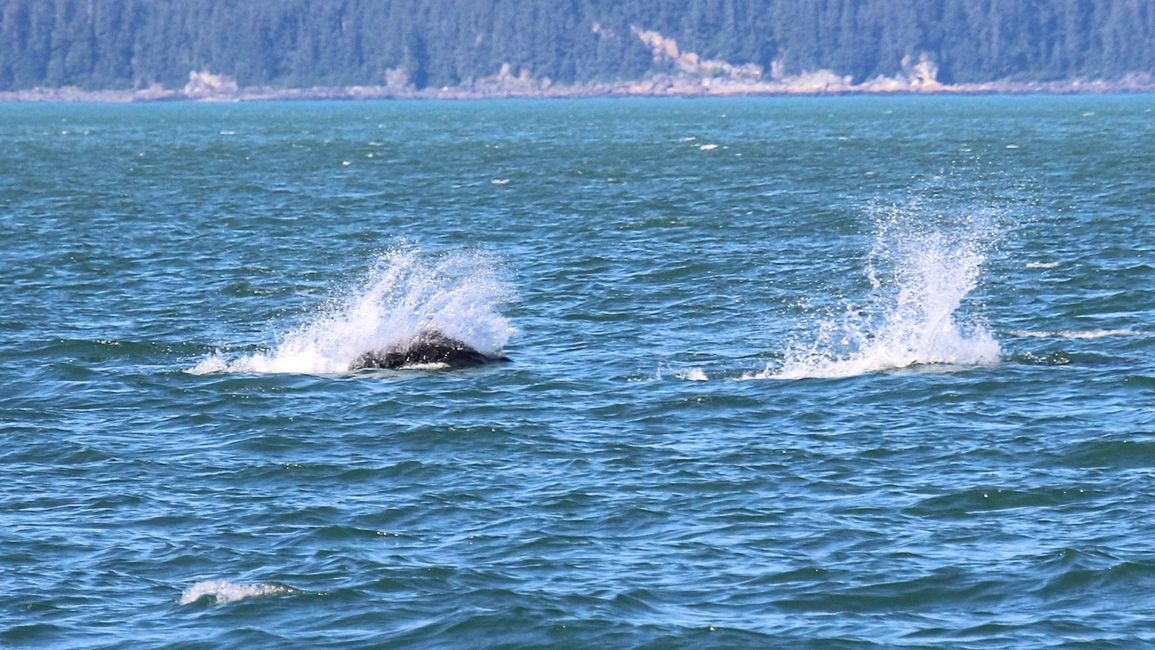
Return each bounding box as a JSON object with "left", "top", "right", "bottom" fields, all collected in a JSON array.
[{"left": 1, "top": 0, "right": 1153, "bottom": 93}]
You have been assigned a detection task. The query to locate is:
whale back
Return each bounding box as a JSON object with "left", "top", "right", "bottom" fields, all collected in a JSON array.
[{"left": 350, "top": 329, "right": 509, "bottom": 370}]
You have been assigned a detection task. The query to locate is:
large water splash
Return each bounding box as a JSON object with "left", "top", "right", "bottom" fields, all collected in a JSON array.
[
  {"left": 758, "top": 203, "right": 1001, "bottom": 379},
  {"left": 189, "top": 249, "right": 516, "bottom": 375}
]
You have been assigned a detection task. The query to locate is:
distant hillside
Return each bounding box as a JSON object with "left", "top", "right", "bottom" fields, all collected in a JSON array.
[{"left": 1, "top": 0, "right": 1153, "bottom": 92}]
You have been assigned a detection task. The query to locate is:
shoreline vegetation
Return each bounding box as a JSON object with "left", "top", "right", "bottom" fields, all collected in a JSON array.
[
  {"left": 6, "top": 2, "right": 1154, "bottom": 105},
  {"left": 5, "top": 69, "right": 1155, "bottom": 103}
]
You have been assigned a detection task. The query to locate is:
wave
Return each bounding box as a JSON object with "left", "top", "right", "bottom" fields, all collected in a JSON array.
[
  {"left": 179, "top": 579, "right": 296, "bottom": 605},
  {"left": 755, "top": 202, "right": 1001, "bottom": 380},
  {"left": 188, "top": 248, "right": 515, "bottom": 375},
  {"left": 651, "top": 364, "right": 711, "bottom": 382}
]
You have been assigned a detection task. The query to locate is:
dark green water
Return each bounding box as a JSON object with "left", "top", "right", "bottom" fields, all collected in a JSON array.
[{"left": 2, "top": 96, "right": 1154, "bottom": 647}]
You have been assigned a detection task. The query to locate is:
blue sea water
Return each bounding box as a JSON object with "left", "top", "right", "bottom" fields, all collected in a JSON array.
[{"left": 1, "top": 95, "right": 1154, "bottom": 648}]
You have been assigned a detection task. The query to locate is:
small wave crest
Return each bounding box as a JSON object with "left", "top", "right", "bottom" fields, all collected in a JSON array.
[
  {"left": 653, "top": 364, "right": 710, "bottom": 382},
  {"left": 756, "top": 203, "right": 1001, "bottom": 379},
  {"left": 189, "top": 248, "right": 515, "bottom": 375},
  {"left": 1009, "top": 329, "right": 1140, "bottom": 340},
  {"left": 178, "top": 579, "right": 295, "bottom": 605}
]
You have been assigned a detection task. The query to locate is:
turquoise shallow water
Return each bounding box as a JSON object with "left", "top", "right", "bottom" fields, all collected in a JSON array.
[{"left": 2, "top": 96, "right": 1154, "bottom": 648}]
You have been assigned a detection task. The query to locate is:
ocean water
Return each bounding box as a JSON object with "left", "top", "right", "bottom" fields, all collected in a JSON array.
[{"left": 2, "top": 95, "right": 1153, "bottom": 648}]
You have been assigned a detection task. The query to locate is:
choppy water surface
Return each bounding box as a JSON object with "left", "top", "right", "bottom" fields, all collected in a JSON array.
[{"left": 2, "top": 96, "right": 1154, "bottom": 647}]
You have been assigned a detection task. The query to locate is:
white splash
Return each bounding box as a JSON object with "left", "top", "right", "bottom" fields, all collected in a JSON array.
[
  {"left": 678, "top": 367, "right": 709, "bottom": 381},
  {"left": 179, "top": 579, "right": 293, "bottom": 605},
  {"left": 189, "top": 249, "right": 516, "bottom": 375},
  {"left": 758, "top": 204, "right": 1001, "bottom": 379}
]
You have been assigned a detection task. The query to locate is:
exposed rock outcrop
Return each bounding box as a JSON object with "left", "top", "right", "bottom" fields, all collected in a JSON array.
[{"left": 183, "top": 70, "right": 239, "bottom": 98}]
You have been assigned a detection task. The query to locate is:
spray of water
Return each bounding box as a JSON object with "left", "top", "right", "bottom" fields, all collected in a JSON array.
[
  {"left": 189, "top": 248, "right": 515, "bottom": 375},
  {"left": 757, "top": 204, "right": 1001, "bottom": 379}
]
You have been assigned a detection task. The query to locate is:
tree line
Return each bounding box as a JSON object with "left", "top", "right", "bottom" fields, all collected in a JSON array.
[{"left": 1, "top": 0, "right": 1152, "bottom": 91}]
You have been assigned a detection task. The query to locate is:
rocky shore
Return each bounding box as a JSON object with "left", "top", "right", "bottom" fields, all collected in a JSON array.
[{"left": 4, "top": 71, "right": 1155, "bottom": 103}]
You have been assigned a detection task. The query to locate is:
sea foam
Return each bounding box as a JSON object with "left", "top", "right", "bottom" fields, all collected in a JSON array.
[
  {"left": 179, "top": 579, "right": 294, "bottom": 605},
  {"left": 189, "top": 248, "right": 515, "bottom": 375},
  {"left": 756, "top": 203, "right": 1001, "bottom": 379}
]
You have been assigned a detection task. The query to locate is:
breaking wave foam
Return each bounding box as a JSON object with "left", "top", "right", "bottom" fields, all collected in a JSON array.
[
  {"left": 179, "top": 579, "right": 295, "bottom": 605},
  {"left": 653, "top": 364, "right": 710, "bottom": 382},
  {"left": 756, "top": 203, "right": 1001, "bottom": 379},
  {"left": 189, "top": 249, "right": 515, "bottom": 375}
]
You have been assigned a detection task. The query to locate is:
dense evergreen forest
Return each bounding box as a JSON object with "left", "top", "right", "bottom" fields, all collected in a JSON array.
[{"left": 1, "top": 0, "right": 1153, "bottom": 91}]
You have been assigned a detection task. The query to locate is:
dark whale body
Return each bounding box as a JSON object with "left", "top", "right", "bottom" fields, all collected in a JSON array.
[{"left": 350, "top": 329, "right": 509, "bottom": 371}]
